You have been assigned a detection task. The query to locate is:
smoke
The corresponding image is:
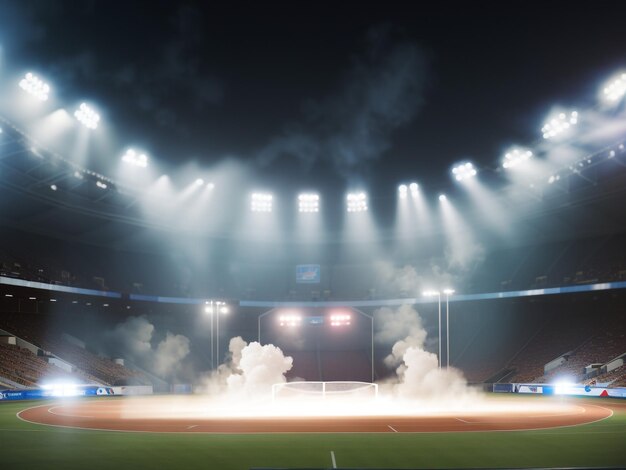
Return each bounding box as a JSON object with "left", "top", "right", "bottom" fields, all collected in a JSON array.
[
  {"left": 374, "top": 304, "right": 426, "bottom": 346},
  {"left": 375, "top": 304, "right": 475, "bottom": 401},
  {"left": 375, "top": 261, "right": 455, "bottom": 298},
  {"left": 257, "top": 26, "right": 428, "bottom": 179},
  {"left": 202, "top": 336, "right": 293, "bottom": 398},
  {"left": 104, "top": 316, "right": 190, "bottom": 380},
  {"left": 153, "top": 332, "right": 191, "bottom": 377},
  {"left": 443, "top": 236, "right": 485, "bottom": 272}
]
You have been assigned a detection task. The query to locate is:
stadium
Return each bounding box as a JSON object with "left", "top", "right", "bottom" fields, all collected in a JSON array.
[{"left": 0, "top": 2, "right": 625, "bottom": 469}]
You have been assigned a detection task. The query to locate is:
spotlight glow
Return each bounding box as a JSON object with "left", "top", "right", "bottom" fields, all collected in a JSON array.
[
  {"left": 438, "top": 194, "right": 447, "bottom": 202},
  {"left": 602, "top": 72, "right": 626, "bottom": 103},
  {"left": 451, "top": 162, "right": 477, "bottom": 181},
  {"left": 409, "top": 182, "right": 419, "bottom": 195},
  {"left": 278, "top": 313, "right": 302, "bottom": 327},
  {"left": 121, "top": 149, "right": 148, "bottom": 168},
  {"left": 541, "top": 111, "right": 578, "bottom": 139},
  {"left": 398, "top": 184, "right": 408, "bottom": 198},
  {"left": 502, "top": 148, "right": 533, "bottom": 169},
  {"left": 346, "top": 192, "right": 368, "bottom": 212},
  {"left": 96, "top": 181, "right": 107, "bottom": 189},
  {"left": 329, "top": 313, "right": 351, "bottom": 327},
  {"left": 19, "top": 72, "right": 50, "bottom": 101},
  {"left": 251, "top": 193, "right": 273, "bottom": 212},
  {"left": 74, "top": 103, "right": 100, "bottom": 130},
  {"left": 298, "top": 193, "right": 319, "bottom": 213}
]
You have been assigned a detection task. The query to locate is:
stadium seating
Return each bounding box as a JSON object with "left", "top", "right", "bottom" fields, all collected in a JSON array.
[
  {"left": 0, "top": 313, "right": 149, "bottom": 386},
  {"left": 0, "top": 342, "right": 75, "bottom": 387}
]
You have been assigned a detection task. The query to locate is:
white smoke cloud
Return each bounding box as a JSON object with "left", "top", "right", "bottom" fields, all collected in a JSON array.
[
  {"left": 104, "top": 316, "right": 191, "bottom": 380},
  {"left": 153, "top": 332, "right": 190, "bottom": 377},
  {"left": 375, "top": 304, "right": 475, "bottom": 401},
  {"left": 201, "top": 336, "right": 293, "bottom": 398},
  {"left": 375, "top": 261, "right": 456, "bottom": 298},
  {"left": 374, "top": 304, "right": 426, "bottom": 346}
]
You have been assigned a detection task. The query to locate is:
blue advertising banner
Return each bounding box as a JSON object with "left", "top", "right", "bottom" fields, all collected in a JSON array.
[
  {"left": 0, "top": 385, "right": 114, "bottom": 401},
  {"left": 296, "top": 265, "right": 320, "bottom": 284}
]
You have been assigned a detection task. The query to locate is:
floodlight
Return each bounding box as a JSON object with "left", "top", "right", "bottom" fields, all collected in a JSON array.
[
  {"left": 298, "top": 193, "right": 319, "bottom": 212},
  {"left": 409, "top": 182, "right": 419, "bottom": 195},
  {"left": 278, "top": 313, "right": 302, "bottom": 327},
  {"left": 96, "top": 181, "right": 107, "bottom": 189},
  {"left": 122, "top": 149, "right": 148, "bottom": 168},
  {"left": 195, "top": 178, "right": 204, "bottom": 186},
  {"left": 329, "top": 313, "right": 351, "bottom": 327},
  {"left": 451, "top": 162, "right": 477, "bottom": 181},
  {"left": 50, "top": 184, "right": 57, "bottom": 191},
  {"left": 443, "top": 288, "right": 455, "bottom": 295},
  {"left": 40, "top": 381, "right": 80, "bottom": 397},
  {"left": 541, "top": 111, "right": 578, "bottom": 139},
  {"left": 398, "top": 184, "right": 408, "bottom": 198},
  {"left": 346, "top": 192, "right": 368, "bottom": 212},
  {"left": 74, "top": 171, "right": 84, "bottom": 179},
  {"left": 438, "top": 194, "right": 447, "bottom": 202},
  {"left": 74, "top": 103, "right": 100, "bottom": 130},
  {"left": 219, "top": 305, "right": 229, "bottom": 314},
  {"left": 548, "top": 174, "right": 560, "bottom": 184},
  {"left": 602, "top": 73, "right": 626, "bottom": 103},
  {"left": 502, "top": 148, "right": 533, "bottom": 169},
  {"left": 251, "top": 193, "right": 273, "bottom": 212},
  {"left": 423, "top": 290, "right": 440, "bottom": 297},
  {"left": 19, "top": 72, "right": 50, "bottom": 101}
]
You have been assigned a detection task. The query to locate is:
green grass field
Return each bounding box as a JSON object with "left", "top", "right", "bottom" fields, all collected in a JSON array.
[{"left": 1, "top": 396, "right": 625, "bottom": 469}]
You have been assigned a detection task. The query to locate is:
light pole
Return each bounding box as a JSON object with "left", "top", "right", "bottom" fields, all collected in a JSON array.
[
  {"left": 258, "top": 308, "right": 277, "bottom": 344},
  {"left": 216, "top": 301, "right": 228, "bottom": 366},
  {"left": 205, "top": 300, "right": 229, "bottom": 368},
  {"left": 352, "top": 308, "right": 375, "bottom": 383},
  {"left": 443, "top": 288, "right": 455, "bottom": 368},
  {"left": 423, "top": 290, "right": 442, "bottom": 368},
  {"left": 204, "top": 301, "right": 214, "bottom": 368}
]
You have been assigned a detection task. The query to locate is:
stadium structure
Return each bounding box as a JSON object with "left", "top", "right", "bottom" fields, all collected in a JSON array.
[{"left": 1, "top": 36, "right": 626, "bottom": 470}]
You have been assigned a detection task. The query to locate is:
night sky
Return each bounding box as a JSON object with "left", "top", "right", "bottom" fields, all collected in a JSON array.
[{"left": 1, "top": 1, "right": 624, "bottom": 197}]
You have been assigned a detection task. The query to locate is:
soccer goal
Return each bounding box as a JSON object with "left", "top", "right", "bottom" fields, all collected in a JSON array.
[{"left": 271, "top": 381, "right": 378, "bottom": 401}]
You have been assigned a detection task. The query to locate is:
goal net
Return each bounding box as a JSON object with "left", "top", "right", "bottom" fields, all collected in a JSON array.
[{"left": 271, "top": 381, "right": 378, "bottom": 401}]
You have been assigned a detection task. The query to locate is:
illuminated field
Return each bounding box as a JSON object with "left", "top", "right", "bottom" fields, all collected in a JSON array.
[{"left": 17, "top": 394, "right": 614, "bottom": 433}]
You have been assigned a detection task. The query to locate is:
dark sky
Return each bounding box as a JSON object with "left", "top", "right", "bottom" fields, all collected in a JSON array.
[{"left": 1, "top": 1, "right": 625, "bottom": 197}]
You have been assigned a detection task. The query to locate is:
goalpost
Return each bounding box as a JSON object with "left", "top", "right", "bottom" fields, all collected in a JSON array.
[{"left": 272, "top": 381, "right": 378, "bottom": 401}]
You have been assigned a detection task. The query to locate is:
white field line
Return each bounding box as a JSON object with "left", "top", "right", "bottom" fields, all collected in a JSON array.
[
  {"left": 186, "top": 425, "right": 198, "bottom": 429},
  {"left": 387, "top": 425, "right": 398, "bottom": 432},
  {"left": 15, "top": 402, "right": 616, "bottom": 436},
  {"left": 455, "top": 417, "right": 473, "bottom": 424},
  {"left": 330, "top": 450, "right": 337, "bottom": 469},
  {"left": 48, "top": 406, "right": 93, "bottom": 419}
]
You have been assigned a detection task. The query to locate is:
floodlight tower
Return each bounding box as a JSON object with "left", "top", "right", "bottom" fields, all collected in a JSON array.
[
  {"left": 443, "top": 288, "right": 455, "bottom": 368},
  {"left": 205, "top": 300, "right": 229, "bottom": 368},
  {"left": 19, "top": 73, "right": 50, "bottom": 101},
  {"left": 423, "top": 290, "right": 442, "bottom": 368}
]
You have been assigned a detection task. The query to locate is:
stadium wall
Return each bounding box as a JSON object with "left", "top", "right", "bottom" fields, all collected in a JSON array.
[{"left": 495, "top": 383, "right": 626, "bottom": 398}]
